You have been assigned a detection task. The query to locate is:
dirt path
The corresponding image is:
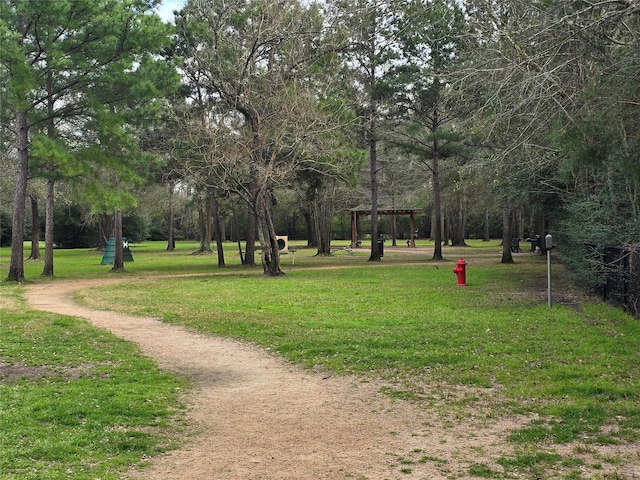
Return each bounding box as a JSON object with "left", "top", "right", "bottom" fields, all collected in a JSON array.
[{"left": 24, "top": 279, "right": 519, "bottom": 479}]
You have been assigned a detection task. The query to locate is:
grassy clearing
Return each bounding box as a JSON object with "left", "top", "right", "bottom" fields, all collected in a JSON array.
[
  {"left": 80, "top": 246, "right": 639, "bottom": 439},
  {"left": 2, "top": 240, "right": 639, "bottom": 479},
  {"left": 0, "top": 284, "right": 188, "bottom": 480}
]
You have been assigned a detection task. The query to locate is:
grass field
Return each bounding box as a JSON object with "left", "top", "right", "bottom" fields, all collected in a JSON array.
[
  {"left": 0, "top": 283, "right": 187, "bottom": 479},
  {"left": 1, "top": 239, "right": 638, "bottom": 479}
]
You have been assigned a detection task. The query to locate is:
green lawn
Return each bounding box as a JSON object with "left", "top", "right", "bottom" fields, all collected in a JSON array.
[
  {"left": 1, "top": 240, "right": 638, "bottom": 479},
  {"left": 0, "top": 285, "right": 187, "bottom": 480}
]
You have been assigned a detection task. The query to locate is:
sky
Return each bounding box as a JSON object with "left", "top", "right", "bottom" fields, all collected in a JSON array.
[{"left": 156, "top": 0, "right": 187, "bottom": 23}]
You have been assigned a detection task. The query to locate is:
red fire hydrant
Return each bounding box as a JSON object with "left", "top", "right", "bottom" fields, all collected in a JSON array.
[{"left": 453, "top": 258, "right": 467, "bottom": 286}]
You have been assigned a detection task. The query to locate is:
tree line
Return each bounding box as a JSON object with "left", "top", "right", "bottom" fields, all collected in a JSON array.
[{"left": 1, "top": 0, "right": 638, "bottom": 290}]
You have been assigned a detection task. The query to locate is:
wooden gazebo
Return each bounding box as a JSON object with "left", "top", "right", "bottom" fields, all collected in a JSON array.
[{"left": 345, "top": 208, "right": 423, "bottom": 248}]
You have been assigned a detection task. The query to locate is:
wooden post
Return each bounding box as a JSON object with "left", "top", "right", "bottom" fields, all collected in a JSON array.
[
  {"left": 409, "top": 211, "right": 416, "bottom": 247},
  {"left": 350, "top": 210, "right": 358, "bottom": 248}
]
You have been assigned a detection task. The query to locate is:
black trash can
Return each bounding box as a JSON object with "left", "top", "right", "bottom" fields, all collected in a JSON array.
[{"left": 377, "top": 239, "right": 384, "bottom": 257}]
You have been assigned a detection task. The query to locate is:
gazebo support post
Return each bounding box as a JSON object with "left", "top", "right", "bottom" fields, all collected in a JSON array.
[
  {"left": 410, "top": 211, "right": 416, "bottom": 247},
  {"left": 350, "top": 211, "right": 358, "bottom": 248}
]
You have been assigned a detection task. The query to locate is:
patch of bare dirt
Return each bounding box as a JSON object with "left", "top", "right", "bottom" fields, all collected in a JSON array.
[
  {"left": 23, "top": 278, "right": 639, "bottom": 479},
  {"left": 0, "top": 361, "right": 98, "bottom": 382},
  {"left": 0, "top": 362, "right": 51, "bottom": 382}
]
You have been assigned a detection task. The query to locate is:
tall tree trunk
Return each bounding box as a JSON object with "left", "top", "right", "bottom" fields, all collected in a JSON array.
[
  {"left": 367, "top": 13, "right": 381, "bottom": 262},
  {"left": 431, "top": 145, "right": 443, "bottom": 260},
  {"left": 443, "top": 214, "right": 450, "bottom": 246},
  {"left": 41, "top": 179, "right": 55, "bottom": 278},
  {"left": 310, "top": 183, "right": 335, "bottom": 256},
  {"left": 7, "top": 111, "right": 29, "bottom": 283},
  {"left": 244, "top": 205, "right": 256, "bottom": 265},
  {"left": 211, "top": 191, "right": 225, "bottom": 267},
  {"left": 41, "top": 70, "right": 55, "bottom": 277},
  {"left": 167, "top": 183, "right": 175, "bottom": 252},
  {"left": 313, "top": 194, "right": 334, "bottom": 256},
  {"left": 257, "top": 191, "right": 284, "bottom": 276},
  {"left": 501, "top": 205, "right": 514, "bottom": 264},
  {"left": 229, "top": 206, "right": 236, "bottom": 242},
  {"left": 195, "top": 195, "right": 213, "bottom": 254},
  {"left": 303, "top": 210, "right": 315, "bottom": 247},
  {"left": 231, "top": 204, "right": 244, "bottom": 264},
  {"left": 244, "top": 172, "right": 258, "bottom": 266},
  {"left": 368, "top": 106, "right": 381, "bottom": 261},
  {"left": 28, "top": 193, "right": 41, "bottom": 260},
  {"left": 317, "top": 214, "right": 332, "bottom": 255},
  {"left": 111, "top": 209, "right": 126, "bottom": 273},
  {"left": 205, "top": 196, "right": 214, "bottom": 248},
  {"left": 391, "top": 213, "right": 397, "bottom": 247},
  {"left": 197, "top": 207, "right": 206, "bottom": 250},
  {"left": 449, "top": 197, "right": 468, "bottom": 247}
]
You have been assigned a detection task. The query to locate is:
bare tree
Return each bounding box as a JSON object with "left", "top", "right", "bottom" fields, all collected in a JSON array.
[
  {"left": 175, "top": 0, "right": 355, "bottom": 275},
  {"left": 464, "top": 0, "right": 640, "bottom": 270}
]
